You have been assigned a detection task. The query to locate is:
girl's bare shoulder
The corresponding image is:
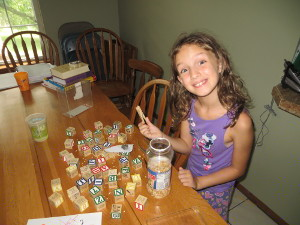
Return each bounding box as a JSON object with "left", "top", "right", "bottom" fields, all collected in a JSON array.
[{"left": 233, "top": 111, "right": 253, "bottom": 133}]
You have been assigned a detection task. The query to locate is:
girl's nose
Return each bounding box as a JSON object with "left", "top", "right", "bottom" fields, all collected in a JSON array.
[{"left": 190, "top": 67, "right": 199, "bottom": 79}]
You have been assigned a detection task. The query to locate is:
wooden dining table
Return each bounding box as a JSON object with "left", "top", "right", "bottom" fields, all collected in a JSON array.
[{"left": 0, "top": 82, "right": 227, "bottom": 225}]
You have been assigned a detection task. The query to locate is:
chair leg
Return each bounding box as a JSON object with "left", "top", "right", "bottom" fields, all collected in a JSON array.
[
  {"left": 111, "top": 96, "right": 131, "bottom": 111},
  {"left": 125, "top": 94, "right": 132, "bottom": 108},
  {"left": 111, "top": 97, "right": 122, "bottom": 109}
]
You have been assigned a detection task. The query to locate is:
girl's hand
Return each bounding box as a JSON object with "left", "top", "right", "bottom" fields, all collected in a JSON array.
[
  {"left": 178, "top": 167, "right": 197, "bottom": 189},
  {"left": 138, "top": 117, "right": 163, "bottom": 139}
]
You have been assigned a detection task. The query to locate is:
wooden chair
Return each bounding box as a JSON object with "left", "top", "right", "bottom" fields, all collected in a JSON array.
[
  {"left": 1, "top": 31, "right": 60, "bottom": 72},
  {"left": 128, "top": 58, "right": 163, "bottom": 99},
  {"left": 123, "top": 41, "right": 138, "bottom": 83},
  {"left": 76, "top": 28, "right": 132, "bottom": 107},
  {"left": 130, "top": 79, "right": 188, "bottom": 170}
]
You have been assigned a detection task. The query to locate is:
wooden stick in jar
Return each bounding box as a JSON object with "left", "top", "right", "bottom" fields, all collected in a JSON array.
[{"left": 136, "top": 106, "right": 146, "bottom": 123}]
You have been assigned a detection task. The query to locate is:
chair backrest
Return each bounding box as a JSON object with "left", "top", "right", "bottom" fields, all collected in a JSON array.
[
  {"left": 58, "top": 21, "right": 94, "bottom": 43},
  {"left": 1, "top": 31, "right": 60, "bottom": 72},
  {"left": 76, "top": 28, "right": 125, "bottom": 82},
  {"left": 130, "top": 79, "right": 171, "bottom": 132},
  {"left": 58, "top": 21, "right": 94, "bottom": 63},
  {"left": 130, "top": 78, "right": 187, "bottom": 169},
  {"left": 128, "top": 58, "right": 163, "bottom": 96}
]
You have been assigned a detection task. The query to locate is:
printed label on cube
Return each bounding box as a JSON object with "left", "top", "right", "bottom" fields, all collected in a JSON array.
[
  {"left": 114, "top": 188, "right": 124, "bottom": 196},
  {"left": 100, "top": 165, "right": 109, "bottom": 172},
  {"left": 93, "top": 145, "right": 101, "bottom": 151},
  {"left": 88, "top": 175, "right": 95, "bottom": 184},
  {"left": 108, "top": 175, "right": 117, "bottom": 182},
  {"left": 119, "top": 157, "right": 129, "bottom": 164},
  {"left": 103, "top": 142, "right": 111, "bottom": 148},
  {"left": 111, "top": 212, "right": 121, "bottom": 219},
  {"left": 76, "top": 178, "right": 87, "bottom": 186},
  {"left": 94, "top": 195, "right": 105, "bottom": 205},
  {"left": 90, "top": 186, "right": 101, "bottom": 195},
  {"left": 88, "top": 159, "right": 96, "bottom": 166},
  {"left": 94, "top": 178, "right": 103, "bottom": 186},
  {"left": 78, "top": 140, "right": 85, "bottom": 145}
]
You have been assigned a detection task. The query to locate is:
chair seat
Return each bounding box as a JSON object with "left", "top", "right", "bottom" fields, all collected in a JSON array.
[{"left": 98, "top": 80, "right": 131, "bottom": 98}]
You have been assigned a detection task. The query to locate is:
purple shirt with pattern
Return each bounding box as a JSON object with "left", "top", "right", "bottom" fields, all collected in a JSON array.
[{"left": 186, "top": 100, "right": 235, "bottom": 193}]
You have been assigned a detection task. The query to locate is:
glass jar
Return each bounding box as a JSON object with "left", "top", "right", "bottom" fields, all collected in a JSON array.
[{"left": 146, "top": 138, "right": 173, "bottom": 198}]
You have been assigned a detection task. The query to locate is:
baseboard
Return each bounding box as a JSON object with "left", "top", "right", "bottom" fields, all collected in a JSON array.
[{"left": 236, "top": 183, "right": 289, "bottom": 225}]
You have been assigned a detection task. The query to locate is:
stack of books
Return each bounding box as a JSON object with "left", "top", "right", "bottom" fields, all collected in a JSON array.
[{"left": 42, "top": 62, "right": 96, "bottom": 90}]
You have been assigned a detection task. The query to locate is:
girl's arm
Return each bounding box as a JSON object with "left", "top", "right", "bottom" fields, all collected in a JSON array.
[
  {"left": 179, "top": 111, "right": 254, "bottom": 189},
  {"left": 138, "top": 117, "right": 193, "bottom": 154}
]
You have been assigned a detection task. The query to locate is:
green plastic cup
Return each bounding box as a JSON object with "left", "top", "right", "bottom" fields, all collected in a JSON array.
[{"left": 25, "top": 113, "right": 48, "bottom": 142}]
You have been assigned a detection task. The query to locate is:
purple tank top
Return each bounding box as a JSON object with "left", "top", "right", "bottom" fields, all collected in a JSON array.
[{"left": 186, "top": 100, "right": 235, "bottom": 192}]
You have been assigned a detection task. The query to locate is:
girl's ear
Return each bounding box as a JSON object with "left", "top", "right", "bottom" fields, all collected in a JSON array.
[
  {"left": 177, "top": 75, "right": 183, "bottom": 84},
  {"left": 218, "top": 60, "right": 223, "bottom": 74}
]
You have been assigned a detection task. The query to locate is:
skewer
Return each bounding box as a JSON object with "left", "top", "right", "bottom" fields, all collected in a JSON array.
[{"left": 136, "top": 106, "right": 146, "bottom": 123}]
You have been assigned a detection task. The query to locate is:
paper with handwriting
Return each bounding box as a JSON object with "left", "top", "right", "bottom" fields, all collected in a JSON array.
[{"left": 26, "top": 212, "right": 102, "bottom": 225}]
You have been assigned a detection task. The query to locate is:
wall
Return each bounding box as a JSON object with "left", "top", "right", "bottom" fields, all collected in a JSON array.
[
  {"left": 38, "top": 0, "right": 119, "bottom": 60},
  {"left": 118, "top": 0, "right": 300, "bottom": 224}
]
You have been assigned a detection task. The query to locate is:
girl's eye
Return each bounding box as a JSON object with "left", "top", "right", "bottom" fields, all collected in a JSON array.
[
  {"left": 180, "top": 68, "right": 187, "bottom": 74},
  {"left": 199, "top": 60, "right": 206, "bottom": 65}
]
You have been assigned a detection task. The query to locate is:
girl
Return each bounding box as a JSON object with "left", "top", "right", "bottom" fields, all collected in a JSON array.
[{"left": 138, "top": 32, "right": 254, "bottom": 221}]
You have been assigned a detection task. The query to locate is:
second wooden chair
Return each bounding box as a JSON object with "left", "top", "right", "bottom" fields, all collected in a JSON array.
[
  {"left": 128, "top": 58, "right": 163, "bottom": 99},
  {"left": 76, "top": 28, "right": 131, "bottom": 107}
]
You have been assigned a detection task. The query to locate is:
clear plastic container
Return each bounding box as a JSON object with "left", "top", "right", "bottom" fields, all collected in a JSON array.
[
  {"left": 56, "top": 80, "right": 93, "bottom": 118},
  {"left": 147, "top": 138, "right": 173, "bottom": 198}
]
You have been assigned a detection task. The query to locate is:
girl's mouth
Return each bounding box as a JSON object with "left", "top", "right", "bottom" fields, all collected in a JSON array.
[{"left": 194, "top": 80, "right": 206, "bottom": 87}]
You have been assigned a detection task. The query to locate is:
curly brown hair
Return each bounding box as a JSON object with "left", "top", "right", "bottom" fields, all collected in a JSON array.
[{"left": 169, "top": 32, "right": 252, "bottom": 128}]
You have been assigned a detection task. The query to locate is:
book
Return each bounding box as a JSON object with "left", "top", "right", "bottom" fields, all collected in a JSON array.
[
  {"left": 50, "top": 62, "right": 89, "bottom": 79},
  {"left": 43, "top": 79, "right": 64, "bottom": 90},
  {"left": 52, "top": 71, "right": 93, "bottom": 85},
  {"left": 42, "top": 82, "right": 60, "bottom": 91},
  {"left": 42, "top": 73, "right": 95, "bottom": 92},
  {"left": 43, "top": 76, "right": 95, "bottom": 91},
  {"left": 83, "top": 76, "right": 96, "bottom": 83}
]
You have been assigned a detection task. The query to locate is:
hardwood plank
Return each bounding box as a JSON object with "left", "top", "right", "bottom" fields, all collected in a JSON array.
[{"left": 0, "top": 87, "right": 47, "bottom": 224}]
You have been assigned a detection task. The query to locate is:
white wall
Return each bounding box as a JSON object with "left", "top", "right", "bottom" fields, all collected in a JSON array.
[
  {"left": 38, "top": 0, "right": 120, "bottom": 61},
  {"left": 118, "top": 0, "right": 300, "bottom": 224}
]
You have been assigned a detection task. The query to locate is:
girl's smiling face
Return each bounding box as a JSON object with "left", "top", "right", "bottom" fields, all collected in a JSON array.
[{"left": 176, "top": 44, "right": 221, "bottom": 98}]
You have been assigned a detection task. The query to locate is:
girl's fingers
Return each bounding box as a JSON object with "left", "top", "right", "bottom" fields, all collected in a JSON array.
[
  {"left": 145, "top": 117, "right": 151, "bottom": 125},
  {"left": 178, "top": 169, "right": 195, "bottom": 187},
  {"left": 178, "top": 168, "right": 189, "bottom": 176},
  {"left": 179, "top": 178, "right": 193, "bottom": 187}
]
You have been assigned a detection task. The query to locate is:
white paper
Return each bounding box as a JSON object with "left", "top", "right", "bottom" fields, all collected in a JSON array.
[
  {"left": 0, "top": 72, "right": 18, "bottom": 90},
  {"left": 74, "top": 82, "right": 83, "bottom": 100},
  {"left": 104, "top": 144, "right": 134, "bottom": 153},
  {"left": 26, "top": 212, "right": 102, "bottom": 225},
  {"left": 0, "top": 64, "right": 55, "bottom": 91}
]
